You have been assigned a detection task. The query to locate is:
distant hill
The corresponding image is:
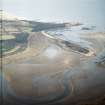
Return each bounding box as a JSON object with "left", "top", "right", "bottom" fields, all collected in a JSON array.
[
  {"left": 0, "top": 11, "right": 82, "bottom": 33},
  {"left": 0, "top": 11, "right": 68, "bottom": 33}
]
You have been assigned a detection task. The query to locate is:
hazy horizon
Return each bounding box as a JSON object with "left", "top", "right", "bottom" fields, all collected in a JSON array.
[{"left": 1, "top": 0, "right": 105, "bottom": 27}]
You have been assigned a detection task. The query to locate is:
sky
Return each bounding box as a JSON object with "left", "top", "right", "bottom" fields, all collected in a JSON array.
[{"left": 1, "top": 0, "right": 105, "bottom": 26}]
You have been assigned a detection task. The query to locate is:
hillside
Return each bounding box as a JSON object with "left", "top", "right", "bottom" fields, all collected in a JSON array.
[{"left": 0, "top": 11, "right": 68, "bottom": 56}]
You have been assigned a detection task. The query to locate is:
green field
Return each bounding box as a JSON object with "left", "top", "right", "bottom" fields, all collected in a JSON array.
[
  {"left": 0, "top": 45, "right": 15, "bottom": 53},
  {"left": 0, "top": 35, "right": 16, "bottom": 53},
  {"left": 0, "top": 35, "right": 15, "bottom": 40}
]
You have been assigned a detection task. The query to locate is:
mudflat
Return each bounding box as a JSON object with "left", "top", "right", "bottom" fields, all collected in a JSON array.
[{"left": 2, "top": 31, "right": 105, "bottom": 105}]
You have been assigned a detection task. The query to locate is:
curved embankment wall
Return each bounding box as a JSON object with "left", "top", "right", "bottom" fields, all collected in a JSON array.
[{"left": 41, "top": 31, "right": 93, "bottom": 56}]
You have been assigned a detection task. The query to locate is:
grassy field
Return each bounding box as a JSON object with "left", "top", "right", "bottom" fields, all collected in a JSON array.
[
  {"left": 0, "top": 35, "right": 16, "bottom": 53},
  {"left": 0, "top": 44, "right": 15, "bottom": 53},
  {"left": 0, "top": 35, "right": 15, "bottom": 40}
]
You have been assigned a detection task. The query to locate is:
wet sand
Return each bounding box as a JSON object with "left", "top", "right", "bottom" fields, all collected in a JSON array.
[{"left": 1, "top": 31, "right": 105, "bottom": 105}]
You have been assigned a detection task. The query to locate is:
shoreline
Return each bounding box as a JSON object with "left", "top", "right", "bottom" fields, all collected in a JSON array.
[{"left": 2, "top": 31, "right": 97, "bottom": 64}]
